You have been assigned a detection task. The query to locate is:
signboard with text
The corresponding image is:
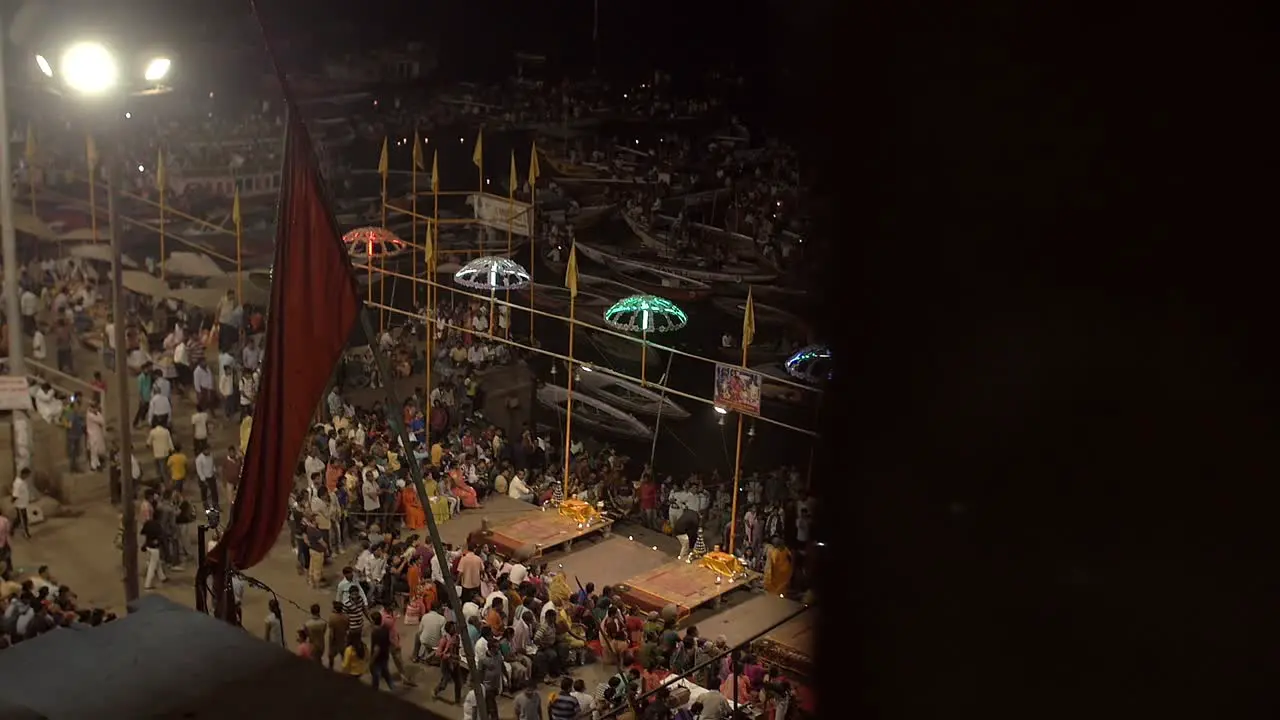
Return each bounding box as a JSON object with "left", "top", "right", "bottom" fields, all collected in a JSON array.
[
  {"left": 714, "top": 364, "right": 762, "bottom": 416},
  {"left": 0, "top": 377, "right": 32, "bottom": 411},
  {"left": 470, "top": 193, "right": 534, "bottom": 237}
]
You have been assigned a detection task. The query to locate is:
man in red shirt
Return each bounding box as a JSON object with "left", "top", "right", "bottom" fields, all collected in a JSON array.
[{"left": 638, "top": 474, "right": 659, "bottom": 529}]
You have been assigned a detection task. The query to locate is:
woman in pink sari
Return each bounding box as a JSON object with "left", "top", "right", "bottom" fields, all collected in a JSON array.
[{"left": 449, "top": 468, "right": 480, "bottom": 508}]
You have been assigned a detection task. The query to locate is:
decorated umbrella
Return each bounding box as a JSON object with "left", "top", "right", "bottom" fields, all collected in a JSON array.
[
  {"left": 602, "top": 294, "right": 687, "bottom": 385},
  {"left": 345, "top": 226, "right": 407, "bottom": 330},
  {"left": 785, "top": 344, "right": 833, "bottom": 383},
  {"left": 453, "top": 255, "right": 532, "bottom": 334}
]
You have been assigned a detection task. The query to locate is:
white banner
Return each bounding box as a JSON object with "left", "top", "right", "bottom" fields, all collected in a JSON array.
[{"left": 470, "top": 193, "right": 534, "bottom": 237}]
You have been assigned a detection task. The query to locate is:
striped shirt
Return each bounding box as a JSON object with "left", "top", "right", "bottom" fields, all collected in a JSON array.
[
  {"left": 343, "top": 596, "right": 367, "bottom": 634},
  {"left": 548, "top": 695, "right": 580, "bottom": 720}
]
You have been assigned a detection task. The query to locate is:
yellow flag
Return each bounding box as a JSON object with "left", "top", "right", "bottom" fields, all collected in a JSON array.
[
  {"left": 528, "top": 142, "right": 541, "bottom": 187},
  {"left": 509, "top": 151, "right": 518, "bottom": 196},
  {"left": 85, "top": 135, "right": 98, "bottom": 169},
  {"left": 472, "top": 129, "right": 484, "bottom": 169},
  {"left": 742, "top": 288, "right": 756, "bottom": 348},
  {"left": 412, "top": 131, "right": 424, "bottom": 171},
  {"left": 430, "top": 150, "right": 439, "bottom": 193},
  {"left": 232, "top": 188, "right": 242, "bottom": 225},
  {"left": 156, "top": 148, "right": 166, "bottom": 190},
  {"left": 378, "top": 137, "right": 389, "bottom": 180},
  {"left": 565, "top": 244, "right": 579, "bottom": 299},
  {"left": 24, "top": 123, "right": 36, "bottom": 164}
]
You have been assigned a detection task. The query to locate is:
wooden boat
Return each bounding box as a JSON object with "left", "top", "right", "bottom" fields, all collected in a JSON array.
[
  {"left": 577, "top": 273, "right": 644, "bottom": 299},
  {"left": 542, "top": 203, "right": 617, "bottom": 230},
  {"left": 538, "top": 148, "right": 602, "bottom": 179},
  {"left": 752, "top": 363, "right": 821, "bottom": 406},
  {"left": 621, "top": 211, "right": 671, "bottom": 252},
  {"left": 584, "top": 329, "right": 665, "bottom": 367},
  {"left": 713, "top": 282, "right": 810, "bottom": 305},
  {"left": 512, "top": 283, "right": 613, "bottom": 313},
  {"left": 537, "top": 383, "right": 653, "bottom": 440},
  {"left": 610, "top": 261, "right": 713, "bottom": 302},
  {"left": 580, "top": 239, "right": 777, "bottom": 285},
  {"left": 575, "top": 365, "right": 690, "bottom": 420},
  {"left": 711, "top": 297, "right": 807, "bottom": 328}
]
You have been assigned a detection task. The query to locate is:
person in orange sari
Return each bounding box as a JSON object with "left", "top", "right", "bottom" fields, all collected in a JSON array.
[
  {"left": 449, "top": 468, "right": 480, "bottom": 509},
  {"left": 720, "top": 661, "right": 754, "bottom": 704},
  {"left": 400, "top": 480, "right": 427, "bottom": 530},
  {"left": 763, "top": 538, "right": 794, "bottom": 595}
]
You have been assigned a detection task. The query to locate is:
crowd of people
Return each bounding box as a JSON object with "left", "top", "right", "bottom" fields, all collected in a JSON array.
[{"left": 0, "top": 564, "right": 120, "bottom": 649}]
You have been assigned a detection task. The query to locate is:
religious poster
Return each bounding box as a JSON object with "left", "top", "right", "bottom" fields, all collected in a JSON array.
[
  {"left": 469, "top": 193, "right": 534, "bottom": 237},
  {"left": 714, "top": 364, "right": 762, "bottom": 416}
]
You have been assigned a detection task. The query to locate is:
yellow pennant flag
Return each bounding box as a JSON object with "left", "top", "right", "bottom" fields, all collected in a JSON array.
[
  {"left": 412, "top": 131, "right": 424, "bottom": 171},
  {"left": 430, "top": 150, "right": 439, "bottom": 193},
  {"left": 742, "top": 288, "right": 757, "bottom": 348},
  {"left": 85, "top": 135, "right": 98, "bottom": 169},
  {"left": 472, "top": 129, "right": 484, "bottom": 169},
  {"left": 509, "top": 151, "right": 518, "bottom": 196},
  {"left": 232, "top": 187, "right": 242, "bottom": 225},
  {"left": 528, "top": 142, "right": 541, "bottom": 187},
  {"left": 156, "top": 148, "right": 166, "bottom": 190},
  {"left": 24, "top": 123, "right": 36, "bottom": 164},
  {"left": 378, "top": 137, "right": 389, "bottom": 180},
  {"left": 565, "top": 244, "right": 580, "bottom": 298}
]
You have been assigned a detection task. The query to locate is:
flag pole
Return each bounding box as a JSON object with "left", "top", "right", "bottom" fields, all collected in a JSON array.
[
  {"left": 379, "top": 137, "right": 389, "bottom": 333},
  {"left": 563, "top": 244, "right": 579, "bottom": 496},
  {"left": 529, "top": 143, "right": 540, "bottom": 346},
  {"left": 427, "top": 149, "right": 439, "bottom": 439},
  {"left": 25, "top": 123, "right": 37, "bottom": 219},
  {"left": 412, "top": 133, "right": 419, "bottom": 298},
  {"left": 505, "top": 151, "right": 516, "bottom": 338},
  {"left": 728, "top": 288, "right": 755, "bottom": 553},
  {"left": 233, "top": 188, "right": 243, "bottom": 306},
  {"left": 158, "top": 148, "right": 167, "bottom": 280},
  {"left": 86, "top": 136, "right": 99, "bottom": 242}
]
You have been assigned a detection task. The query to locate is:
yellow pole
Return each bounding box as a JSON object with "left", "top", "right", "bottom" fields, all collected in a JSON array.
[
  {"left": 562, "top": 243, "right": 579, "bottom": 497},
  {"left": 426, "top": 149, "right": 439, "bottom": 447},
  {"left": 86, "top": 135, "right": 99, "bottom": 242},
  {"left": 528, "top": 182, "right": 536, "bottom": 346},
  {"left": 563, "top": 292, "right": 577, "bottom": 497},
  {"left": 158, "top": 148, "right": 166, "bottom": 280},
  {"left": 412, "top": 141, "right": 419, "bottom": 296},
  {"left": 728, "top": 342, "right": 748, "bottom": 553},
  {"left": 728, "top": 289, "right": 755, "bottom": 554},
  {"left": 233, "top": 189, "right": 243, "bottom": 306},
  {"left": 379, "top": 137, "right": 389, "bottom": 333},
  {"left": 505, "top": 151, "right": 516, "bottom": 338}
]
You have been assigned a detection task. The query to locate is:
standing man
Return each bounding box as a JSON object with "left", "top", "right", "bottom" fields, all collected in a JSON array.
[
  {"left": 147, "top": 422, "right": 174, "bottom": 485},
  {"left": 457, "top": 545, "right": 484, "bottom": 603},
  {"left": 195, "top": 445, "right": 218, "bottom": 510},
  {"left": 221, "top": 446, "right": 242, "bottom": 507},
  {"left": 11, "top": 468, "right": 32, "bottom": 539},
  {"left": 52, "top": 318, "right": 73, "bottom": 374},
  {"left": 65, "top": 401, "right": 86, "bottom": 474},
  {"left": 140, "top": 511, "right": 167, "bottom": 589},
  {"left": 192, "top": 359, "right": 216, "bottom": 415},
  {"left": 148, "top": 374, "right": 172, "bottom": 429}
]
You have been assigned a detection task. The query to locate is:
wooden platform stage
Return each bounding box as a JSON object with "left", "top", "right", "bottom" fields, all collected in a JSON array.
[
  {"left": 486, "top": 509, "right": 614, "bottom": 559},
  {"left": 752, "top": 610, "right": 816, "bottom": 678},
  {"left": 615, "top": 559, "right": 759, "bottom": 621}
]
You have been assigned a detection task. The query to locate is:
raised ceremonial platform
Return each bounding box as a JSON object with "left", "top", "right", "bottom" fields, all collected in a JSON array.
[
  {"left": 485, "top": 500, "right": 614, "bottom": 559},
  {"left": 752, "top": 608, "right": 816, "bottom": 678},
  {"left": 615, "top": 553, "right": 759, "bottom": 621}
]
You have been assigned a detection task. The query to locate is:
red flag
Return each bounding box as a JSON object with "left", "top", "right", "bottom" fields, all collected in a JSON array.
[{"left": 209, "top": 116, "right": 359, "bottom": 572}]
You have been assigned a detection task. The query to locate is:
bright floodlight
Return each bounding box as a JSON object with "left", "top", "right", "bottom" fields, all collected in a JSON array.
[
  {"left": 60, "top": 42, "right": 119, "bottom": 95},
  {"left": 714, "top": 405, "right": 728, "bottom": 415},
  {"left": 144, "top": 57, "right": 171, "bottom": 82},
  {"left": 35, "top": 55, "right": 52, "bottom": 77}
]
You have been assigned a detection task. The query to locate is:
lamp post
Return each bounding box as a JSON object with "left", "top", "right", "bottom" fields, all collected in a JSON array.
[
  {"left": 36, "top": 40, "right": 172, "bottom": 604},
  {"left": 1, "top": 16, "right": 29, "bottom": 480}
]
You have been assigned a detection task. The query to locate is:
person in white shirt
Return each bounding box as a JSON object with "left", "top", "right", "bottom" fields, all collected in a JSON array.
[
  {"left": 11, "top": 468, "right": 32, "bottom": 538},
  {"left": 149, "top": 390, "right": 172, "bottom": 428},
  {"left": 508, "top": 563, "right": 528, "bottom": 586},
  {"left": 173, "top": 339, "right": 190, "bottom": 390},
  {"left": 508, "top": 472, "right": 534, "bottom": 503},
  {"left": 147, "top": 424, "right": 174, "bottom": 482},
  {"left": 195, "top": 447, "right": 218, "bottom": 509},
  {"left": 192, "top": 359, "right": 215, "bottom": 410},
  {"left": 19, "top": 288, "right": 38, "bottom": 335},
  {"left": 570, "top": 680, "right": 596, "bottom": 720},
  {"left": 361, "top": 473, "right": 381, "bottom": 524},
  {"left": 668, "top": 484, "right": 690, "bottom": 526},
  {"left": 30, "top": 327, "right": 46, "bottom": 360},
  {"left": 191, "top": 407, "right": 211, "bottom": 454},
  {"left": 415, "top": 607, "right": 447, "bottom": 662}
]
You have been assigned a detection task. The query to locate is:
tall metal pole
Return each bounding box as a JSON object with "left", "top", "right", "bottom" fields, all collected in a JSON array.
[
  {"left": 107, "top": 149, "right": 140, "bottom": 602},
  {"left": 1, "top": 27, "right": 25, "bottom": 379}
]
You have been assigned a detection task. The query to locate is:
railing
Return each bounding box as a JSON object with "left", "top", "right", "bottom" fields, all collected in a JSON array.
[{"left": 0, "top": 355, "right": 104, "bottom": 407}]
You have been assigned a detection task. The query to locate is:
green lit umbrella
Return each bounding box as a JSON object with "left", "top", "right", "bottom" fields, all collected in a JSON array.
[{"left": 602, "top": 294, "right": 687, "bottom": 384}]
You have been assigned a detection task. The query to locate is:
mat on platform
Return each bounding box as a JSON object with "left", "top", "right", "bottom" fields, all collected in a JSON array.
[
  {"left": 615, "top": 559, "right": 755, "bottom": 618},
  {"left": 487, "top": 510, "right": 610, "bottom": 557}
]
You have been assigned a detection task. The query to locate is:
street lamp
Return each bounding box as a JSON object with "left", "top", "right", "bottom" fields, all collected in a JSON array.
[{"left": 32, "top": 39, "right": 174, "bottom": 605}]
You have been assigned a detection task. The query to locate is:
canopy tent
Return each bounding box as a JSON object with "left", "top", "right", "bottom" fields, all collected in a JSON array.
[
  {"left": 121, "top": 270, "right": 172, "bottom": 297},
  {"left": 67, "top": 243, "right": 141, "bottom": 268},
  {"left": 2, "top": 209, "right": 55, "bottom": 239},
  {"left": 165, "top": 251, "right": 228, "bottom": 278},
  {"left": 56, "top": 227, "right": 112, "bottom": 242}
]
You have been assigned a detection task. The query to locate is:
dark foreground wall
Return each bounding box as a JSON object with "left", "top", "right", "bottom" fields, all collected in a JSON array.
[{"left": 0, "top": 595, "right": 445, "bottom": 720}]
